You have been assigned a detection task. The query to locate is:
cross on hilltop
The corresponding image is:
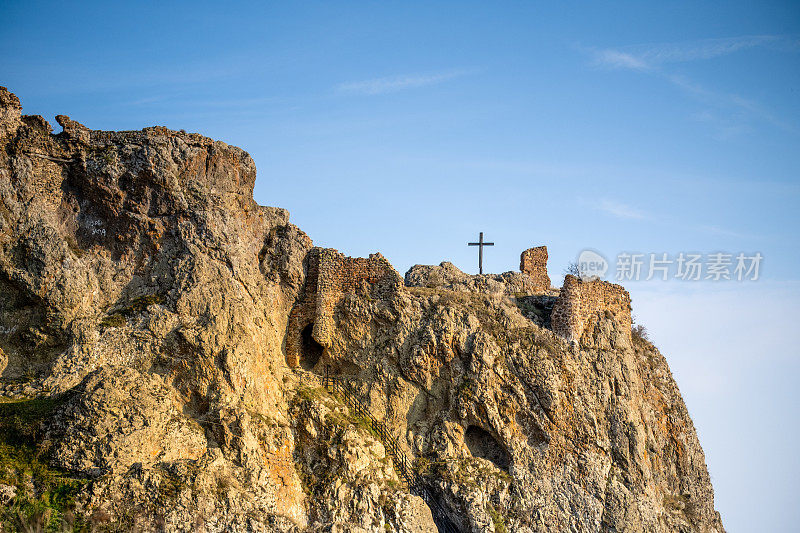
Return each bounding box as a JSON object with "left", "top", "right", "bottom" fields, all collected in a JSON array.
[{"left": 468, "top": 232, "right": 494, "bottom": 274}]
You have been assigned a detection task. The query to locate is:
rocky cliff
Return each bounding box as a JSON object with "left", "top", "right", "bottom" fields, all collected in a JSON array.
[{"left": 0, "top": 87, "right": 724, "bottom": 532}]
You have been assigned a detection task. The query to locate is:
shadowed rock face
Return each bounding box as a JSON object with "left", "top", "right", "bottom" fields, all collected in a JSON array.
[{"left": 0, "top": 87, "right": 724, "bottom": 533}]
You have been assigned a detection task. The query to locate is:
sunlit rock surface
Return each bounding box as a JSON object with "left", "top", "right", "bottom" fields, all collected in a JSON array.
[{"left": 0, "top": 87, "right": 723, "bottom": 532}]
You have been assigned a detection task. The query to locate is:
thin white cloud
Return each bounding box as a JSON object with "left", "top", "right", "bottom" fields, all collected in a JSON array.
[
  {"left": 589, "top": 35, "right": 798, "bottom": 71},
  {"left": 697, "top": 224, "right": 758, "bottom": 240},
  {"left": 591, "top": 49, "right": 651, "bottom": 70},
  {"left": 692, "top": 110, "right": 749, "bottom": 140},
  {"left": 127, "top": 95, "right": 286, "bottom": 109},
  {"left": 336, "top": 69, "right": 474, "bottom": 95},
  {"left": 633, "top": 35, "right": 796, "bottom": 65},
  {"left": 596, "top": 199, "right": 647, "bottom": 220},
  {"left": 584, "top": 35, "right": 798, "bottom": 135}
]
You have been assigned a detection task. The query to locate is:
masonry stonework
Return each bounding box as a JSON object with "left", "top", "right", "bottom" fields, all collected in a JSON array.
[
  {"left": 551, "top": 274, "right": 632, "bottom": 344},
  {"left": 519, "top": 246, "right": 551, "bottom": 293},
  {"left": 286, "top": 248, "right": 402, "bottom": 368}
]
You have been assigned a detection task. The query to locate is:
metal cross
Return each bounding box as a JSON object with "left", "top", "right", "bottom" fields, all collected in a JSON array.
[{"left": 468, "top": 232, "right": 494, "bottom": 275}]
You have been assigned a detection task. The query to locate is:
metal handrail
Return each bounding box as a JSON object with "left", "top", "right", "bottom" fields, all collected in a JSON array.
[{"left": 320, "top": 369, "right": 460, "bottom": 533}]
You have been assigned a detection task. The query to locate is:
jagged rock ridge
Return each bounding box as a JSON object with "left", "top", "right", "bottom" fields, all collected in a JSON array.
[{"left": 0, "top": 87, "right": 724, "bottom": 532}]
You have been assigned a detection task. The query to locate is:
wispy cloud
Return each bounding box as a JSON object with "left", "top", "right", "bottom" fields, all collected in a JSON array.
[
  {"left": 596, "top": 199, "right": 648, "bottom": 220},
  {"left": 584, "top": 35, "right": 798, "bottom": 136},
  {"left": 692, "top": 110, "right": 749, "bottom": 140},
  {"left": 697, "top": 224, "right": 760, "bottom": 240},
  {"left": 336, "top": 69, "right": 475, "bottom": 95},
  {"left": 591, "top": 49, "right": 650, "bottom": 71},
  {"left": 634, "top": 35, "right": 798, "bottom": 64},
  {"left": 589, "top": 35, "right": 798, "bottom": 70},
  {"left": 126, "top": 94, "right": 287, "bottom": 109},
  {"left": 664, "top": 72, "right": 782, "bottom": 124},
  {"left": 593, "top": 198, "right": 763, "bottom": 238}
]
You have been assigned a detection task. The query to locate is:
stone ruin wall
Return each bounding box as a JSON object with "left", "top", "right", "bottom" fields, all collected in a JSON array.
[
  {"left": 519, "top": 246, "right": 551, "bottom": 293},
  {"left": 551, "top": 274, "right": 632, "bottom": 344},
  {"left": 286, "top": 248, "right": 401, "bottom": 368},
  {"left": 286, "top": 243, "right": 632, "bottom": 362}
]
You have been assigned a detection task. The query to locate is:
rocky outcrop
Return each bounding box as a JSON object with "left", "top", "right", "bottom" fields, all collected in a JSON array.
[
  {"left": 0, "top": 88, "right": 22, "bottom": 140},
  {"left": 405, "top": 261, "right": 552, "bottom": 297},
  {"left": 0, "top": 87, "right": 724, "bottom": 532},
  {"left": 0, "top": 85, "right": 318, "bottom": 530}
]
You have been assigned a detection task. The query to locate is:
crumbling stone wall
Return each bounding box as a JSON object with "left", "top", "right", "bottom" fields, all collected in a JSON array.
[
  {"left": 519, "top": 246, "right": 551, "bottom": 293},
  {"left": 286, "top": 248, "right": 402, "bottom": 368},
  {"left": 551, "top": 274, "right": 631, "bottom": 344}
]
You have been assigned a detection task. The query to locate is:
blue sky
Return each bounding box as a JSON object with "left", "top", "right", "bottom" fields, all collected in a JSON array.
[{"left": 2, "top": 1, "right": 799, "bottom": 530}]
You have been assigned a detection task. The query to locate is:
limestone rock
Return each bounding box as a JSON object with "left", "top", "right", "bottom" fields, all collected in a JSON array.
[
  {"left": 405, "top": 261, "right": 552, "bottom": 297},
  {"left": 0, "top": 88, "right": 724, "bottom": 532},
  {"left": 41, "top": 366, "right": 207, "bottom": 477},
  {"left": 0, "top": 87, "right": 23, "bottom": 140}
]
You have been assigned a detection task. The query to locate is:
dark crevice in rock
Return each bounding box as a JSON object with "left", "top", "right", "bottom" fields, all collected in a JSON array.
[
  {"left": 299, "top": 323, "right": 323, "bottom": 371},
  {"left": 464, "top": 425, "right": 510, "bottom": 471},
  {"left": 515, "top": 294, "right": 557, "bottom": 329}
]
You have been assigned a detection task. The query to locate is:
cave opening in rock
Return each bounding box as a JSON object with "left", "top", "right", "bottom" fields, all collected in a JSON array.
[
  {"left": 300, "top": 323, "right": 323, "bottom": 370},
  {"left": 465, "top": 425, "right": 510, "bottom": 471}
]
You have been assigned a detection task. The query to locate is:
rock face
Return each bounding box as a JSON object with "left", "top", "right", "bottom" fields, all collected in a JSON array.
[
  {"left": 405, "top": 261, "right": 550, "bottom": 297},
  {"left": 0, "top": 87, "right": 724, "bottom": 532}
]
